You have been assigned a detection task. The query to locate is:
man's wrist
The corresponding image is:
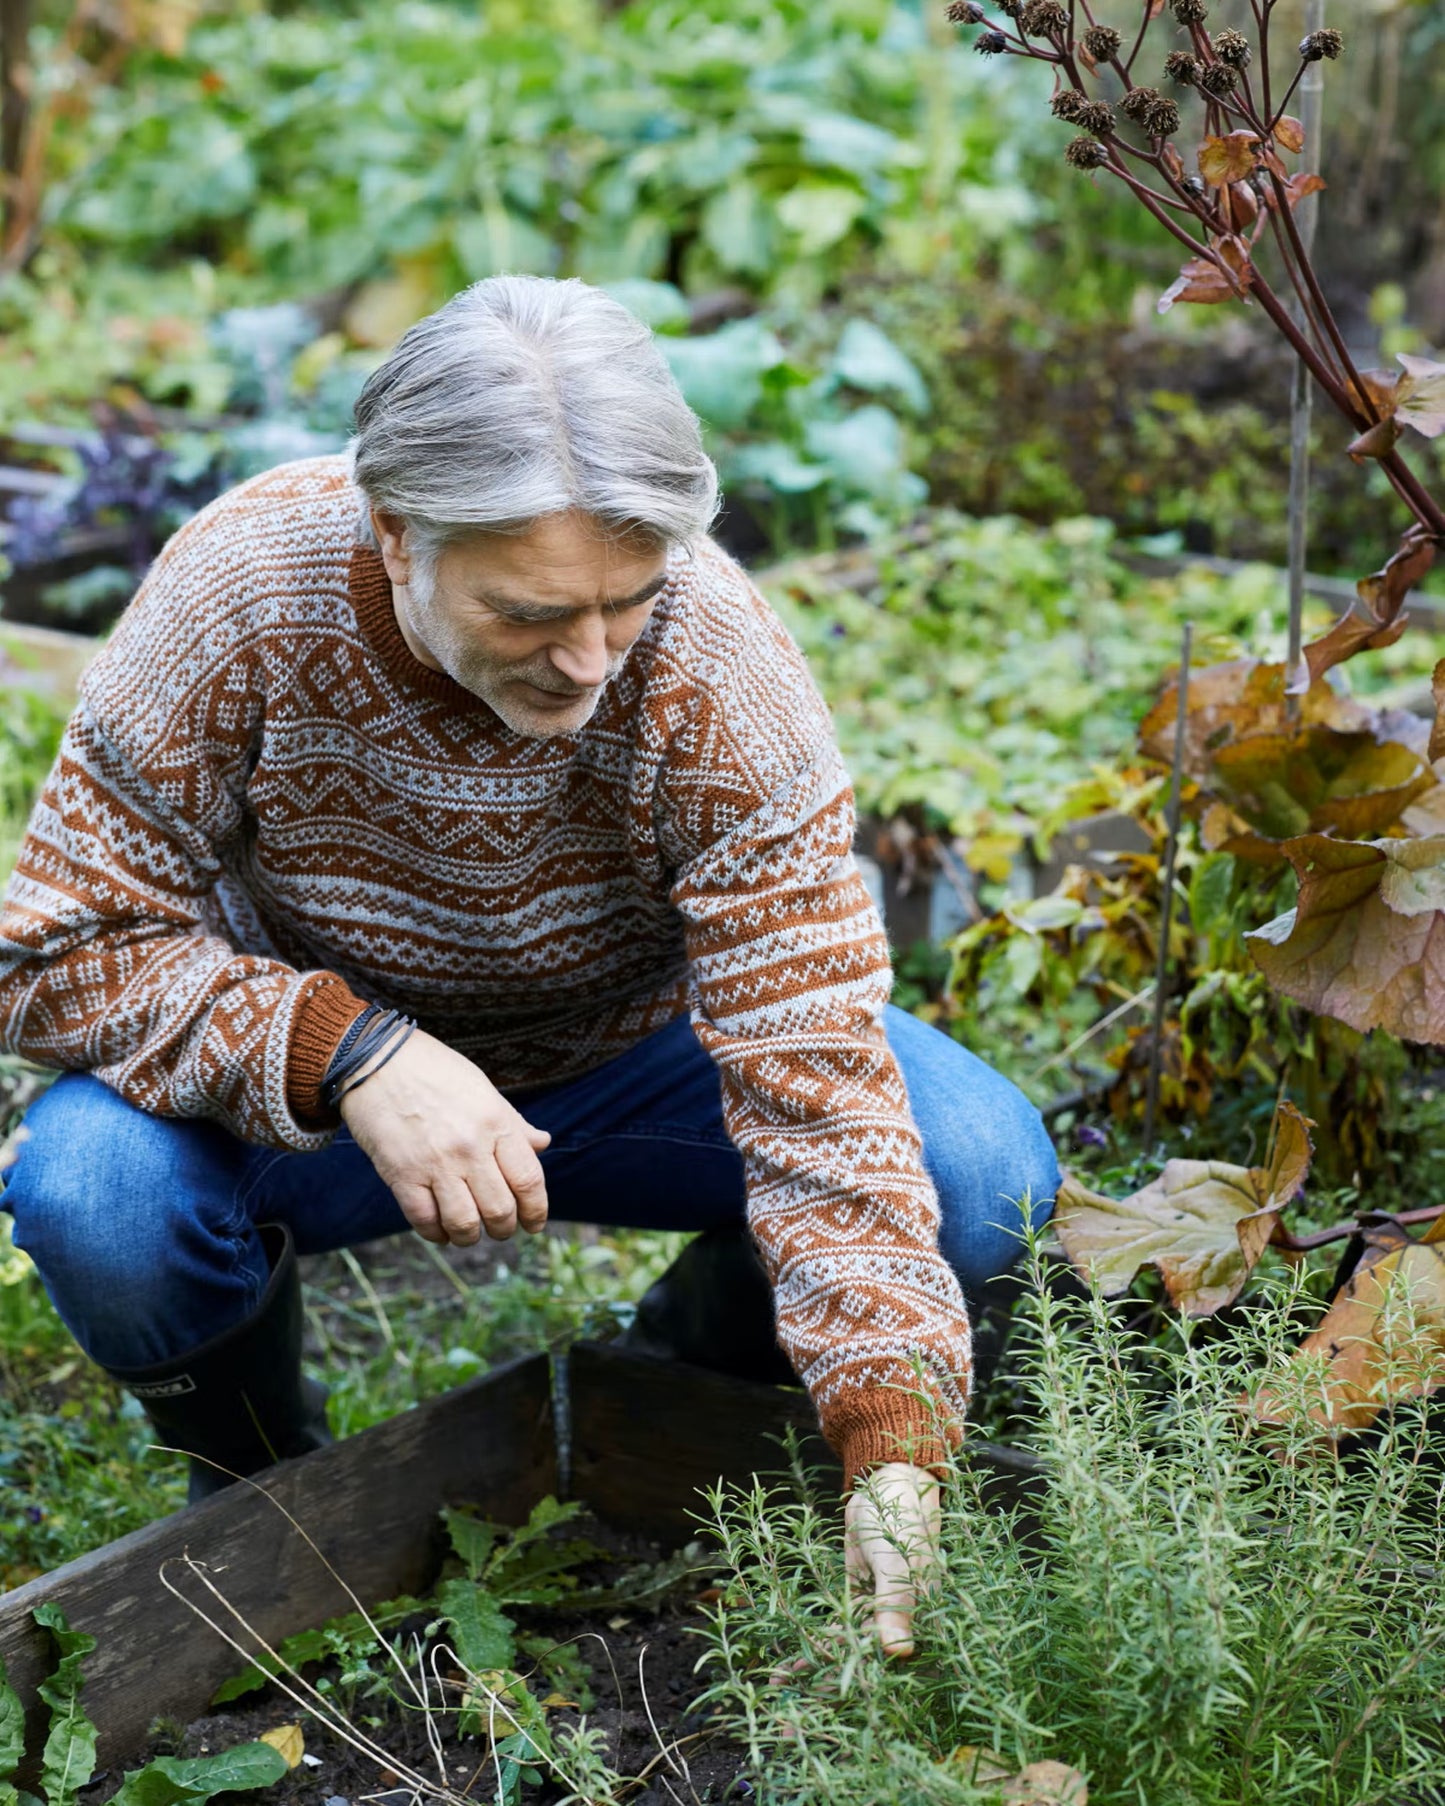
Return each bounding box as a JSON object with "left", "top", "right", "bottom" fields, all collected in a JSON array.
[{"left": 287, "top": 978, "right": 370, "bottom": 1123}]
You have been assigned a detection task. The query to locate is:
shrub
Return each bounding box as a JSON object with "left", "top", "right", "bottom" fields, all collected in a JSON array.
[{"left": 701, "top": 1237, "right": 1445, "bottom": 1805}]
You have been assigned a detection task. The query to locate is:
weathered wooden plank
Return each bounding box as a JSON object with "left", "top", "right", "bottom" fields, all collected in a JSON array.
[
  {"left": 567, "top": 1341, "right": 1045, "bottom": 1539},
  {"left": 0, "top": 1351, "right": 555, "bottom": 1777},
  {"left": 567, "top": 1342, "right": 837, "bottom": 1541}
]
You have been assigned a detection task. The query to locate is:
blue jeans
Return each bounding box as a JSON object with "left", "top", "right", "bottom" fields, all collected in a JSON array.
[{"left": 2, "top": 1007, "right": 1058, "bottom": 1371}]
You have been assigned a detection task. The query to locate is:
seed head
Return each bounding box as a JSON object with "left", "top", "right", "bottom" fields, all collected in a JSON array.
[
  {"left": 1020, "top": 0, "right": 1068, "bottom": 34},
  {"left": 993, "top": 0, "right": 1022, "bottom": 14},
  {"left": 1065, "top": 135, "right": 1110, "bottom": 170},
  {"left": 945, "top": 2, "right": 987, "bottom": 22},
  {"left": 1119, "top": 85, "right": 1161, "bottom": 122},
  {"left": 1171, "top": 0, "right": 1207, "bottom": 21},
  {"left": 1051, "top": 87, "right": 1088, "bottom": 122},
  {"left": 1299, "top": 27, "right": 1343, "bottom": 61},
  {"left": 1081, "top": 25, "right": 1121, "bottom": 59},
  {"left": 1198, "top": 59, "right": 1238, "bottom": 95},
  {"left": 1212, "top": 28, "right": 1252, "bottom": 68},
  {"left": 1076, "top": 100, "right": 1116, "bottom": 137},
  {"left": 1142, "top": 96, "right": 1181, "bottom": 136},
  {"left": 974, "top": 27, "right": 1009, "bottom": 52},
  {"left": 1164, "top": 50, "right": 1200, "bottom": 85}
]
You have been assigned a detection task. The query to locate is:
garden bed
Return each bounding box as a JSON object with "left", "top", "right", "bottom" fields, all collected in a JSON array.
[{"left": 0, "top": 1341, "right": 1035, "bottom": 1790}]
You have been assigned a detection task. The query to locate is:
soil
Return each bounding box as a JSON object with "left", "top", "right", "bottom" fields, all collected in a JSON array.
[{"left": 135, "top": 1526, "right": 752, "bottom": 1806}]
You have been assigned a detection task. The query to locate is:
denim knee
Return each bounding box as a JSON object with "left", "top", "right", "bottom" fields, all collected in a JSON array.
[
  {"left": 3, "top": 1073, "right": 263, "bottom": 1362},
  {"left": 883, "top": 1006, "right": 1059, "bottom": 1298}
]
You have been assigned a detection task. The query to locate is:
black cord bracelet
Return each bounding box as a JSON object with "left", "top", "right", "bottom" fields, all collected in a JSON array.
[
  {"left": 321, "top": 1005, "right": 416, "bottom": 1110},
  {"left": 332, "top": 1018, "right": 417, "bottom": 1105}
]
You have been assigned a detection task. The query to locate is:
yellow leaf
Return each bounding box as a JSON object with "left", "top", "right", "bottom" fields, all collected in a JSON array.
[
  {"left": 540, "top": 1693, "right": 578, "bottom": 1710},
  {"left": 260, "top": 1725, "right": 305, "bottom": 1770}
]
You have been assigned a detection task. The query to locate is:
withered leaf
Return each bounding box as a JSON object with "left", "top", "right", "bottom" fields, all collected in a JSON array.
[
  {"left": 1249, "top": 834, "right": 1445, "bottom": 1043},
  {"left": 1054, "top": 1102, "right": 1313, "bottom": 1316},
  {"left": 1273, "top": 114, "right": 1305, "bottom": 153},
  {"left": 1140, "top": 659, "right": 1434, "bottom": 851},
  {"left": 1431, "top": 657, "right": 1445, "bottom": 766},
  {"left": 1162, "top": 142, "right": 1185, "bottom": 183},
  {"left": 1158, "top": 253, "right": 1250, "bottom": 312},
  {"left": 1347, "top": 416, "right": 1405, "bottom": 464},
  {"left": 950, "top": 1750, "right": 1089, "bottom": 1804},
  {"left": 1199, "top": 131, "right": 1262, "bottom": 187},
  {"left": 1252, "top": 1216, "right": 1445, "bottom": 1440},
  {"left": 1396, "top": 353, "right": 1445, "bottom": 438},
  {"left": 1357, "top": 529, "right": 1438, "bottom": 621},
  {"left": 1351, "top": 367, "right": 1402, "bottom": 417}
]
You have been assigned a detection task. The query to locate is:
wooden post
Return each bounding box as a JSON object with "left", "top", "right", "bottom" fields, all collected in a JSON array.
[{"left": 0, "top": 0, "right": 31, "bottom": 224}]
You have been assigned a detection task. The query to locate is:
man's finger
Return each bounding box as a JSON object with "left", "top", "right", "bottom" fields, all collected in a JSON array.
[
  {"left": 495, "top": 1131, "right": 550, "bottom": 1233},
  {"left": 433, "top": 1172, "right": 484, "bottom": 1245},
  {"left": 463, "top": 1156, "right": 520, "bottom": 1241},
  {"left": 868, "top": 1539, "right": 917, "bottom": 1657},
  {"left": 396, "top": 1181, "right": 447, "bottom": 1245}
]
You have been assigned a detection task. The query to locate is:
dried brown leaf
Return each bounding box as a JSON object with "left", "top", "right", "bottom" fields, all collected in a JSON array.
[
  {"left": 1346, "top": 416, "right": 1405, "bottom": 464},
  {"left": 1249, "top": 833, "right": 1445, "bottom": 1042},
  {"left": 950, "top": 1750, "right": 1089, "bottom": 1804},
  {"left": 1431, "top": 658, "right": 1445, "bottom": 766},
  {"left": 1273, "top": 114, "right": 1305, "bottom": 153},
  {"left": 1252, "top": 1218, "right": 1445, "bottom": 1439},
  {"left": 1158, "top": 253, "right": 1249, "bottom": 312},
  {"left": 1199, "top": 130, "right": 1262, "bottom": 187},
  {"left": 1054, "top": 1102, "right": 1313, "bottom": 1315}
]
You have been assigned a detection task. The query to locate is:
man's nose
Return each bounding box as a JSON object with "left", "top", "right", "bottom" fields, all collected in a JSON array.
[{"left": 549, "top": 610, "right": 611, "bottom": 688}]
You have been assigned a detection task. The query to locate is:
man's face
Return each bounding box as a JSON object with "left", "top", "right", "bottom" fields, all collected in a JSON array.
[{"left": 373, "top": 507, "right": 670, "bottom": 738}]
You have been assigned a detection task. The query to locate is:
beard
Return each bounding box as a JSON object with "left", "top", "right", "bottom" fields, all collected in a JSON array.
[{"left": 398, "top": 570, "right": 628, "bottom": 738}]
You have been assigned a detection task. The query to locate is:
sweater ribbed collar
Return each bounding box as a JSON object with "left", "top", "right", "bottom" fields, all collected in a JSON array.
[{"left": 347, "top": 542, "right": 492, "bottom": 712}]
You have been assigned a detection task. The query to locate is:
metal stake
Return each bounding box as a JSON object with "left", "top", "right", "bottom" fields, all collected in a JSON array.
[{"left": 1143, "top": 622, "right": 1193, "bottom": 1152}]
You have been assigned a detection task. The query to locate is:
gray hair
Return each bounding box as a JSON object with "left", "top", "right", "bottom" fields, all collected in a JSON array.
[{"left": 350, "top": 275, "right": 719, "bottom": 573}]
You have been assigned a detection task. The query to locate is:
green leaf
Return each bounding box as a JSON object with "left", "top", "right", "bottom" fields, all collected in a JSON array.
[
  {"left": 699, "top": 179, "right": 774, "bottom": 278},
  {"left": 775, "top": 181, "right": 866, "bottom": 256},
  {"left": 108, "top": 1744, "right": 289, "bottom": 1806},
  {"left": 442, "top": 1507, "right": 498, "bottom": 1583},
  {"left": 452, "top": 204, "right": 556, "bottom": 280},
  {"left": 31, "top": 1607, "right": 96, "bottom": 1806},
  {"left": 661, "top": 319, "right": 785, "bottom": 431},
  {"left": 210, "top": 1597, "right": 420, "bottom": 1704},
  {"left": 804, "top": 405, "right": 914, "bottom": 501},
  {"left": 831, "top": 320, "right": 929, "bottom": 415},
  {"left": 800, "top": 111, "right": 906, "bottom": 178},
  {"left": 435, "top": 1579, "right": 515, "bottom": 1675},
  {"left": 109, "top": 1740, "right": 287, "bottom": 1806},
  {"left": 0, "top": 1657, "right": 26, "bottom": 1786},
  {"left": 728, "top": 442, "right": 830, "bottom": 494},
  {"left": 601, "top": 280, "right": 691, "bottom": 334}
]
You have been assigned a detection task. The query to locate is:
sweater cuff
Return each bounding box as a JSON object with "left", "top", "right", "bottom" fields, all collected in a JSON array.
[
  {"left": 287, "top": 975, "right": 370, "bottom": 1125},
  {"left": 832, "top": 1388, "right": 965, "bottom": 1493}
]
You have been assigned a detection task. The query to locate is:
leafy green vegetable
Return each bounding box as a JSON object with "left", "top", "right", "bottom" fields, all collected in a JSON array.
[
  {"left": 209, "top": 1595, "right": 421, "bottom": 1704},
  {"left": 107, "top": 1745, "right": 288, "bottom": 1806},
  {"left": 32, "top": 1606, "right": 97, "bottom": 1806},
  {"left": 434, "top": 1579, "right": 516, "bottom": 1675}
]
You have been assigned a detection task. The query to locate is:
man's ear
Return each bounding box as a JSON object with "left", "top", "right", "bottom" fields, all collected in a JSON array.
[{"left": 370, "top": 508, "right": 412, "bottom": 587}]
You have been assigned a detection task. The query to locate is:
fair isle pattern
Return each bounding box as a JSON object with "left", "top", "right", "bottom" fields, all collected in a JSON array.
[{"left": 0, "top": 456, "right": 972, "bottom": 1480}]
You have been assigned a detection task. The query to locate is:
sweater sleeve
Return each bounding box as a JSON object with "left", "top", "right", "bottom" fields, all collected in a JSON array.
[
  {"left": 0, "top": 520, "right": 367, "bottom": 1150},
  {"left": 660, "top": 595, "right": 973, "bottom": 1489}
]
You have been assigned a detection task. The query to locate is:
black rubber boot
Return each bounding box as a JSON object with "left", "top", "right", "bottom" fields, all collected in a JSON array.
[
  {"left": 619, "top": 1223, "right": 798, "bottom": 1386},
  {"left": 105, "top": 1222, "right": 333, "bottom": 1504}
]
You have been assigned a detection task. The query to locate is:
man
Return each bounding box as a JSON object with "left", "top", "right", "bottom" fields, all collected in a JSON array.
[{"left": 0, "top": 275, "right": 1057, "bottom": 1655}]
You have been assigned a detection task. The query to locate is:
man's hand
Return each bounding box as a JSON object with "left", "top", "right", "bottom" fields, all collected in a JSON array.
[
  {"left": 844, "top": 1462, "right": 942, "bottom": 1658},
  {"left": 338, "top": 1028, "right": 551, "bottom": 1246}
]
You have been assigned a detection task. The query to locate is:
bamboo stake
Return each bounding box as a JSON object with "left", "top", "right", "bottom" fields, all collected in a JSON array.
[
  {"left": 1285, "top": 0, "right": 1327, "bottom": 709},
  {"left": 1143, "top": 622, "right": 1193, "bottom": 1152}
]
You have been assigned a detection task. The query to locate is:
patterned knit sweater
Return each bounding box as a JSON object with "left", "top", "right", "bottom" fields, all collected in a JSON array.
[{"left": 0, "top": 456, "right": 972, "bottom": 1483}]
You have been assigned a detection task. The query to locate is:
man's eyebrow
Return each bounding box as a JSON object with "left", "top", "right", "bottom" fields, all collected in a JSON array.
[{"left": 481, "top": 572, "right": 670, "bottom": 614}]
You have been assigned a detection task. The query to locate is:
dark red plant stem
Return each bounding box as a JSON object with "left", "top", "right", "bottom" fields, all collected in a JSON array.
[
  {"left": 1247, "top": 270, "right": 1373, "bottom": 426},
  {"left": 1380, "top": 453, "right": 1445, "bottom": 540},
  {"left": 1269, "top": 60, "right": 1309, "bottom": 130},
  {"left": 1122, "top": 1, "right": 1152, "bottom": 76},
  {"left": 1266, "top": 169, "right": 1360, "bottom": 390},
  {"left": 1263, "top": 206, "right": 1346, "bottom": 382},
  {"left": 1275, "top": 1204, "right": 1445, "bottom": 1253}
]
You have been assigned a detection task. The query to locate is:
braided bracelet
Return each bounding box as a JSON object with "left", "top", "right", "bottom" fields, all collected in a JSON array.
[
  {"left": 331, "top": 1017, "right": 417, "bottom": 1106},
  {"left": 321, "top": 1005, "right": 416, "bottom": 1110}
]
